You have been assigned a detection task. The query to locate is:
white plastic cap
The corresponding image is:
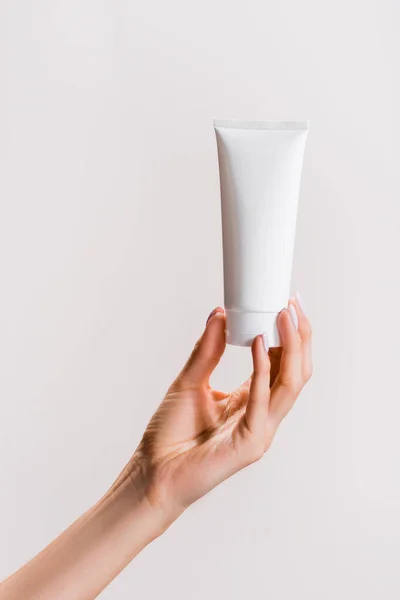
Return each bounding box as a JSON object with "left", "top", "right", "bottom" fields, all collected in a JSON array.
[{"left": 225, "top": 309, "right": 281, "bottom": 347}]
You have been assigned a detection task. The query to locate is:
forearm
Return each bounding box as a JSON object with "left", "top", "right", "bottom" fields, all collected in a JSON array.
[{"left": 0, "top": 467, "right": 171, "bottom": 600}]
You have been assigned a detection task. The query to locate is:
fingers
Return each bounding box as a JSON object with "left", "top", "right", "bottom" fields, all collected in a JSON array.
[
  {"left": 268, "top": 302, "right": 304, "bottom": 427},
  {"left": 294, "top": 293, "right": 313, "bottom": 382},
  {"left": 245, "top": 334, "right": 271, "bottom": 438},
  {"left": 177, "top": 307, "right": 226, "bottom": 387},
  {"left": 268, "top": 297, "right": 312, "bottom": 428}
]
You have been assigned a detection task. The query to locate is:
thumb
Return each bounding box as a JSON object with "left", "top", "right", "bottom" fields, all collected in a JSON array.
[{"left": 177, "top": 307, "right": 226, "bottom": 387}]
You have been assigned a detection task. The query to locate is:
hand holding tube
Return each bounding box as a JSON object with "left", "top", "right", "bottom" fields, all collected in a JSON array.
[
  {"left": 131, "top": 296, "right": 313, "bottom": 518},
  {"left": 0, "top": 298, "right": 312, "bottom": 600}
]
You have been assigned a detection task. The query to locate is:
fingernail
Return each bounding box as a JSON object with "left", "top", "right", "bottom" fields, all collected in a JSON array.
[
  {"left": 206, "top": 307, "right": 223, "bottom": 324},
  {"left": 295, "top": 291, "right": 306, "bottom": 315},
  {"left": 288, "top": 304, "right": 298, "bottom": 330},
  {"left": 206, "top": 309, "right": 217, "bottom": 324},
  {"left": 262, "top": 332, "right": 269, "bottom": 353}
]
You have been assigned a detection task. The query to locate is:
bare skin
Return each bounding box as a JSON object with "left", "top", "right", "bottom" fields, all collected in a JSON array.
[{"left": 0, "top": 296, "right": 312, "bottom": 600}]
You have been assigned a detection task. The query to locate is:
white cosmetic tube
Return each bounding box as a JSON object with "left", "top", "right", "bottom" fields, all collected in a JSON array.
[{"left": 214, "top": 120, "right": 309, "bottom": 347}]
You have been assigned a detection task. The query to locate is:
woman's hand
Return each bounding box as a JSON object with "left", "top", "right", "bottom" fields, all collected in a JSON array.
[
  {"left": 0, "top": 297, "right": 312, "bottom": 600},
  {"left": 130, "top": 296, "right": 313, "bottom": 522}
]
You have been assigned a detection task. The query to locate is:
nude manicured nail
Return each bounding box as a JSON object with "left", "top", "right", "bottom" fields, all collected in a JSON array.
[
  {"left": 206, "top": 309, "right": 217, "bottom": 324},
  {"left": 262, "top": 332, "right": 269, "bottom": 353},
  {"left": 295, "top": 291, "right": 306, "bottom": 315},
  {"left": 206, "top": 307, "right": 223, "bottom": 324},
  {"left": 288, "top": 304, "right": 298, "bottom": 330}
]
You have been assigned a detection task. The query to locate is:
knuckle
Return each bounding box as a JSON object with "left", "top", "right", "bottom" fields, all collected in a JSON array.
[
  {"left": 264, "top": 427, "right": 275, "bottom": 452},
  {"left": 264, "top": 438, "right": 273, "bottom": 454},
  {"left": 292, "top": 379, "right": 303, "bottom": 396},
  {"left": 303, "top": 322, "right": 312, "bottom": 338},
  {"left": 292, "top": 383, "right": 303, "bottom": 396},
  {"left": 279, "top": 374, "right": 303, "bottom": 396},
  {"left": 249, "top": 441, "right": 265, "bottom": 463},
  {"left": 242, "top": 432, "right": 264, "bottom": 464},
  {"left": 303, "top": 364, "right": 313, "bottom": 382}
]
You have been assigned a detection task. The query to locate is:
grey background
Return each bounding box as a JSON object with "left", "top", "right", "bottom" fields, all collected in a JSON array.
[{"left": 1, "top": 1, "right": 399, "bottom": 598}]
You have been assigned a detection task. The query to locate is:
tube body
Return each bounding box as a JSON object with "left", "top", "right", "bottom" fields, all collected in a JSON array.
[{"left": 214, "top": 120, "right": 309, "bottom": 347}]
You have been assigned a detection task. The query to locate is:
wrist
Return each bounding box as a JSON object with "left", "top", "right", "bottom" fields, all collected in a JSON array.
[{"left": 109, "top": 456, "right": 183, "bottom": 540}]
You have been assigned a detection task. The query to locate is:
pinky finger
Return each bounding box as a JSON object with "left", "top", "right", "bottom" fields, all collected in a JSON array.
[{"left": 294, "top": 294, "right": 313, "bottom": 382}]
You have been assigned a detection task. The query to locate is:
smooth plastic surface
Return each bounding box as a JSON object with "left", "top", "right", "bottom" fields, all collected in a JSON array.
[
  {"left": 214, "top": 120, "right": 309, "bottom": 347},
  {"left": 225, "top": 309, "right": 281, "bottom": 347}
]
